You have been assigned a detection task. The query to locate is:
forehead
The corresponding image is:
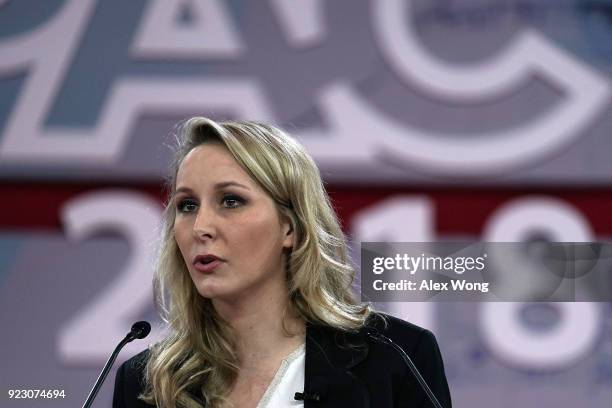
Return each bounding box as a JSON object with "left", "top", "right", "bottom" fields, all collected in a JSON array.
[{"left": 176, "top": 143, "right": 254, "bottom": 186}]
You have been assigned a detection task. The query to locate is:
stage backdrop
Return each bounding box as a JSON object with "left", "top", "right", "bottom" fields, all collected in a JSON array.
[{"left": 1, "top": 1, "right": 612, "bottom": 407}]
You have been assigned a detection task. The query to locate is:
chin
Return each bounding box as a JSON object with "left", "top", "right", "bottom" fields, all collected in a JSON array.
[
  {"left": 193, "top": 281, "right": 238, "bottom": 300},
  {"left": 194, "top": 285, "right": 225, "bottom": 299}
]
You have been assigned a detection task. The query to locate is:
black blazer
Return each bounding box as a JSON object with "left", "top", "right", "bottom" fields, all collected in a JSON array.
[{"left": 113, "top": 314, "right": 452, "bottom": 407}]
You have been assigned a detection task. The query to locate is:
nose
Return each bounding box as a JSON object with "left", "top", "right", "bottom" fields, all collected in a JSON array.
[{"left": 192, "top": 205, "right": 216, "bottom": 240}]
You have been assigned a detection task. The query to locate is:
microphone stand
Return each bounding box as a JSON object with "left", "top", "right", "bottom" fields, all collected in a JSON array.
[
  {"left": 82, "top": 321, "right": 150, "bottom": 408},
  {"left": 367, "top": 332, "right": 445, "bottom": 408}
]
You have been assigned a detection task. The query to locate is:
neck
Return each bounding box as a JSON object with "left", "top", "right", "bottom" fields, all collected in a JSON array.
[{"left": 212, "top": 284, "right": 305, "bottom": 368}]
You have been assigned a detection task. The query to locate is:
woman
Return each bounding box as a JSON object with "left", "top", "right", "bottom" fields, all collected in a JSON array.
[{"left": 112, "top": 117, "right": 452, "bottom": 408}]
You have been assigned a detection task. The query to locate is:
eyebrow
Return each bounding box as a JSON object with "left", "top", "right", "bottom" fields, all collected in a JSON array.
[{"left": 174, "top": 181, "right": 251, "bottom": 195}]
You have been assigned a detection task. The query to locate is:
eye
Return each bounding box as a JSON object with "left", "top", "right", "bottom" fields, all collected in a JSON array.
[
  {"left": 176, "top": 198, "right": 198, "bottom": 213},
  {"left": 222, "top": 194, "right": 245, "bottom": 209}
]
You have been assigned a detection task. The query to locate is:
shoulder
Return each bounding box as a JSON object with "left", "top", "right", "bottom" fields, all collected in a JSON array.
[
  {"left": 309, "top": 311, "right": 437, "bottom": 357},
  {"left": 364, "top": 312, "right": 452, "bottom": 407},
  {"left": 116, "top": 348, "right": 151, "bottom": 383},
  {"left": 365, "top": 312, "right": 445, "bottom": 367},
  {"left": 113, "top": 349, "right": 154, "bottom": 408},
  {"left": 121, "top": 349, "right": 151, "bottom": 372},
  {"left": 366, "top": 312, "right": 435, "bottom": 350},
  {"left": 366, "top": 312, "right": 429, "bottom": 339}
]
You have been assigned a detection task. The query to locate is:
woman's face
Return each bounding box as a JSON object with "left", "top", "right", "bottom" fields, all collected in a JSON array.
[{"left": 173, "top": 143, "right": 294, "bottom": 303}]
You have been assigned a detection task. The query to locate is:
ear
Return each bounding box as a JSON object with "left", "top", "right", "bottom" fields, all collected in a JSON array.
[{"left": 281, "top": 219, "right": 294, "bottom": 249}]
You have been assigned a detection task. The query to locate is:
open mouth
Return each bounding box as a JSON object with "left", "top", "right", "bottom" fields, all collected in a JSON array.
[{"left": 193, "top": 255, "right": 224, "bottom": 272}]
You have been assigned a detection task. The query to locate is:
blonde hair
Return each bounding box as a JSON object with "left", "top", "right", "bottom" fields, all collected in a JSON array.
[{"left": 141, "top": 117, "right": 371, "bottom": 407}]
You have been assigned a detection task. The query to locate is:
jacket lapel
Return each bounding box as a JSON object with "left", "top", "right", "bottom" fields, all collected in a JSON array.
[{"left": 303, "top": 323, "right": 371, "bottom": 408}]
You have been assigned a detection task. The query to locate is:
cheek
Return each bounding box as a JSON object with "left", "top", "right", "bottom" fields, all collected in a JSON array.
[
  {"left": 173, "top": 219, "right": 190, "bottom": 253},
  {"left": 234, "top": 214, "right": 284, "bottom": 257}
]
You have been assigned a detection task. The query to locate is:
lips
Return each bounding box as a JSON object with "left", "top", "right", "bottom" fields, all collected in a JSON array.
[{"left": 193, "top": 254, "right": 224, "bottom": 273}]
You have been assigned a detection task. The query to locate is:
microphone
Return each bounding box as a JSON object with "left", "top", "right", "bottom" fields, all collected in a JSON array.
[
  {"left": 294, "top": 377, "right": 327, "bottom": 402},
  {"left": 294, "top": 391, "right": 321, "bottom": 401},
  {"left": 82, "top": 321, "right": 151, "bottom": 408},
  {"left": 366, "top": 331, "right": 445, "bottom": 408},
  {"left": 129, "top": 321, "right": 152, "bottom": 340}
]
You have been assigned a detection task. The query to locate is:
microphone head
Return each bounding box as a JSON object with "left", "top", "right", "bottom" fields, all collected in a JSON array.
[{"left": 130, "top": 321, "right": 151, "bottom": 339}]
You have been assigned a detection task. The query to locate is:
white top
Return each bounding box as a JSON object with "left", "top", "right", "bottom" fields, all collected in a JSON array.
[{"left": 256, "top": 343, "right": 305, "bottom": 408}]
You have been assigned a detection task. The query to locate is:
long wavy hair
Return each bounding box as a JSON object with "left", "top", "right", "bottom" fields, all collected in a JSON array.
[{"left": 140, "top": 117, "right": 371, "bottom": 407}]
